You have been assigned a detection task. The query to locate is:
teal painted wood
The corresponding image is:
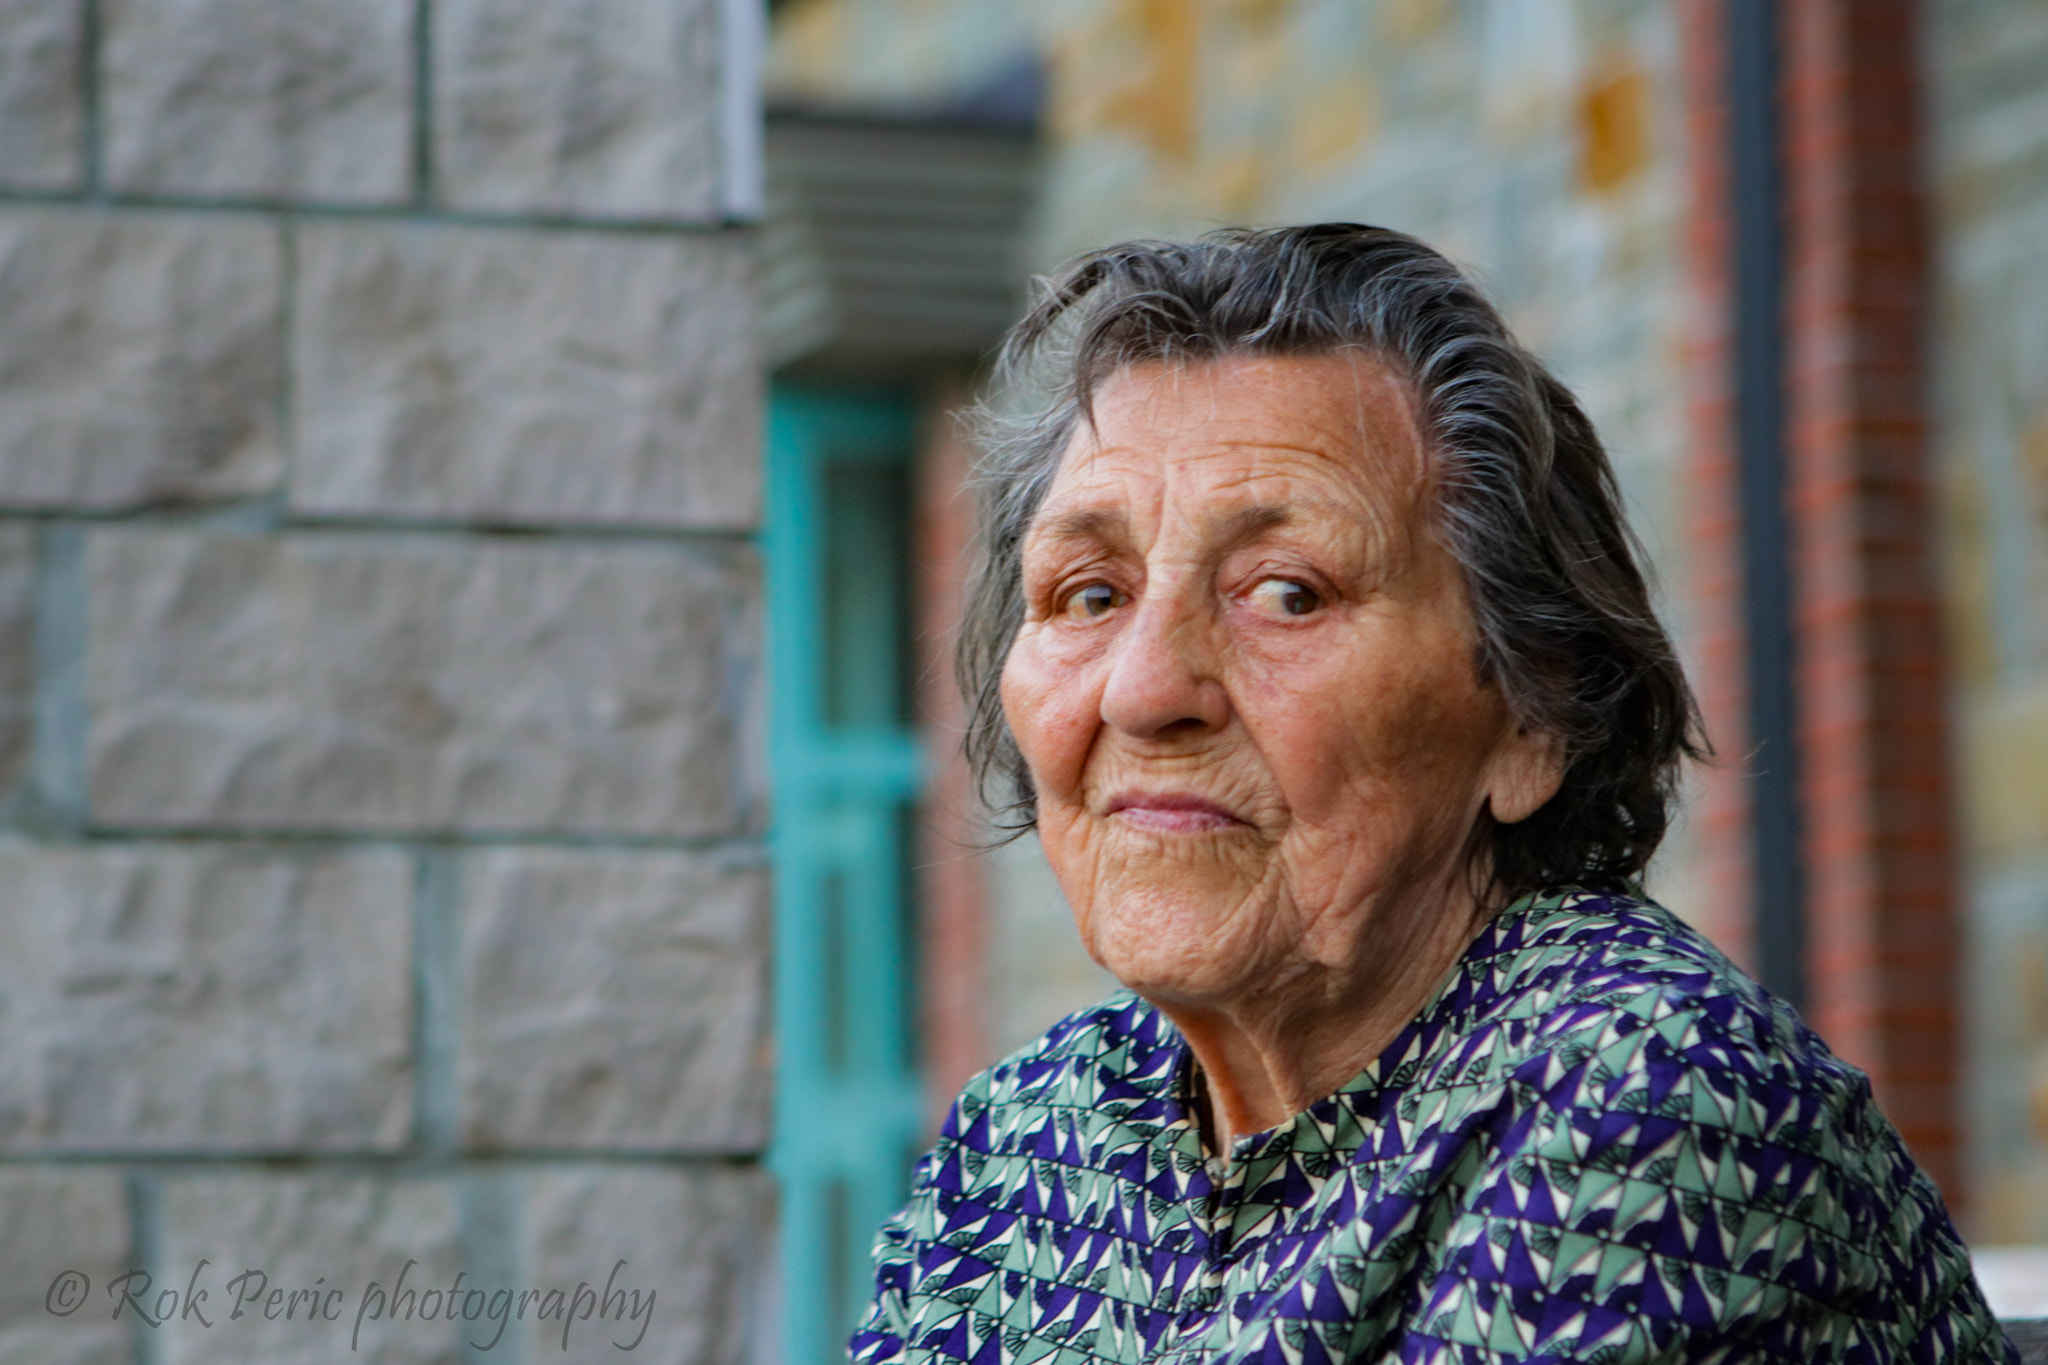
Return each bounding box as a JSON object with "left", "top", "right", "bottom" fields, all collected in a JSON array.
[{"left": 767, "top": 385, "right": 926, "bottom": 1364}]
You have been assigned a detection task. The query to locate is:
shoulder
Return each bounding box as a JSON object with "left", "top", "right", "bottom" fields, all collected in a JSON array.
[
  {"left": 940, "top": 991, "right": 1186, "bottom": 1152},
  {"left": 1410, "top": 889, "right": 2005, "bottom": 1359},
  {"left": 1462, "top": 887, "right": 1770, "bottom": 1016},
  {"left": 1413, "top": 889, "right": 1907, "bottom": 1254},
  {"left": 1433, "top": 887, "right": 1825, "bottom": 1090}
]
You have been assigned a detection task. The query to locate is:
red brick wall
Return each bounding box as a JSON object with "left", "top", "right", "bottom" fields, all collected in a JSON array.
[
  {"left": 1685, "top": 0, "right": 1963, "bottom": 1202},
  {"left": 1782, "top": 0, "right": 1960, "bottom": 1197}
]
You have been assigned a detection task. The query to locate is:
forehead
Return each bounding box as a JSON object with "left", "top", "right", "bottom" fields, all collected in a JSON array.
[{"left": 1042, "top": 352, "right": 1430, "bottom": 527}]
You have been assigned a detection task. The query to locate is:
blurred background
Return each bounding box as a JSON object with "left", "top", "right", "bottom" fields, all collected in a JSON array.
[
  {"left": 0, "top": 1, "right": 2042, "bottom": 1363},
  {"left": 759, "top": 0, "right": 2048, "bottom": 1356}
]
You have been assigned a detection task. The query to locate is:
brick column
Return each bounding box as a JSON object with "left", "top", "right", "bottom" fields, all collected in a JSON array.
[
  {"left": 1684, "top": 0, "right": 1962, "bottom": 1201},
  {"left": 0, "top": 3, "right": 771, "bottom": 1360},
  {"left": 1782, "top": 0, "right": 1961, "bottom": 1196}
]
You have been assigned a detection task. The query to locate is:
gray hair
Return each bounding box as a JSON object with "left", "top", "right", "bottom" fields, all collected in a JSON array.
[{"left": 957, "top": 224, "right": 1705, "bottom": 903}]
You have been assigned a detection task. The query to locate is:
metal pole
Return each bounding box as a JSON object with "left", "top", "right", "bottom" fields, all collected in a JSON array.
[{"left": 1726, "top": 0, "right": 1807, "bottom": 1008}]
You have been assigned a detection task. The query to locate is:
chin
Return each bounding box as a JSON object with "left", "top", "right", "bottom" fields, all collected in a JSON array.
[{"left": 1078, "top": 881, "right": 1279, "bottom": 1006}]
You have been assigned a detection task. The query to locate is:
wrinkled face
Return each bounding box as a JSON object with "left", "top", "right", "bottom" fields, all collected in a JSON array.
[{"left": 1000, "top": 353, "right": 1561, "bottom": 1010}]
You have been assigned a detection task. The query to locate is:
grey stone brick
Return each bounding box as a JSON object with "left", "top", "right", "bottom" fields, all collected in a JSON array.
[
  {"left": 516, "top": 1166, "right": 768, "bottom": 1364},
  {"left": 290, "top": 221, "right": 760, "bottom": 530},
  {"left": 157, "top": 1173, "right": 462, "bottom": 1365},
  {"left": 86, "top": 530, "right": 763, "bottom": 836},
  {"left": 0, "top": 0, "right": 84, "bottom": 191},
  {"left": 0, "top": 209, "right": 284, "bottom": 511},
  {"left": 0, "top": 522, "right": 33, "bottom": 802},
  {"left": 458, "top": 847, "right": 769, "bottom": 1153},
  {"left": 433, "top": 0, "right": 720, "bottom": 220},
  {"left": 0, "top": 841, "right": 413, "bottom": 1152},
  {"left": 101, "top": 0, "right": 412, "bottom": 203},
  {"left": 0, "top": 1167, "right": 132, "bottom": 1365}
]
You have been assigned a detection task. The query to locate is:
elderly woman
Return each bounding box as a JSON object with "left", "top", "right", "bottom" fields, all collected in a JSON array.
[{"left": 851, "top": 226, "right": 2012, "bottom": 1363}]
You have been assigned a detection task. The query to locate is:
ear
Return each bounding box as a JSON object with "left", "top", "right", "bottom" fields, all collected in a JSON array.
[{"left": 1484, "top": 723, "right": 1566, "bottom": 826}]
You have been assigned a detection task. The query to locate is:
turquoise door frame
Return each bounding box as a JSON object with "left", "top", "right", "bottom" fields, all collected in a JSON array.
[{"left": 767, "top": 384, "right": 926, "bottom": 1363}]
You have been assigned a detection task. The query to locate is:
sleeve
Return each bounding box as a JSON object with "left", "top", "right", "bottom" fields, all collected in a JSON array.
[
  {"left": 1391, "top": 1001, "right": 2016, "bottom": 1365},
  {"left": 847, "top": 1195, "right": 923, "bottom": 1364},
  {"left": 848, "top": 1095, "right": 967, "bottom": 1364}
]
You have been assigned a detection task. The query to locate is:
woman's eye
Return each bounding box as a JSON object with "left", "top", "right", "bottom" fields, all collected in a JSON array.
[
  {"left": 1248, "top": 578, "right": 1322, "bottom": 618},
  {"left": 1064, "top": 582, "right": 1125, "bottom": 619}
]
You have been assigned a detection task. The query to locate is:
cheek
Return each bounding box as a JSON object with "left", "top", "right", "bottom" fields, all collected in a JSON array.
[
  {"left": 999, "top": 627, "right": 1103, "bottom": 800},
  {"left": 1242, "top": 612, "right": 1502, "bottom": 819}
]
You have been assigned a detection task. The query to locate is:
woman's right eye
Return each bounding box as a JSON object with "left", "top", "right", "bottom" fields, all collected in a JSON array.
[{"left": 1063, "top": 583, "right": 1125, "bottom": 619}]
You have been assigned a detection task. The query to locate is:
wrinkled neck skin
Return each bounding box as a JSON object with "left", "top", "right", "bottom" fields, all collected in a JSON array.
[{"left": 1165, "top": 854, "right": 1492, "bottom": 1158}]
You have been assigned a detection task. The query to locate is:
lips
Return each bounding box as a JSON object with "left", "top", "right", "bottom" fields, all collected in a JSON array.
[{"left": 1105, "top": 792, "right": 1247, "bottom": 833}]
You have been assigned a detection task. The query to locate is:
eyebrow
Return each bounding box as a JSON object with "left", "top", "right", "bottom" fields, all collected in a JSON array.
[
  {"left": 1033, "top": 502, "right": 1296, "bottom": 548},
  {"left": 1213, "top": 503, "right": 1293, "bottom": 542},
  {"left": 1033, "top": 507, "right": 1126, "bottom": 546}
]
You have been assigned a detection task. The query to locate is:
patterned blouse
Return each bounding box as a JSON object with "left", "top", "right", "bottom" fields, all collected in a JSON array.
[{"left": 851, "top": 890, "right": 2015, "bottom": 1364}]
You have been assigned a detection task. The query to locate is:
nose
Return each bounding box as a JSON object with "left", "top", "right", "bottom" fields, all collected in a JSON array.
[{"left": 1098, "top": 586, "right": 1231, "bottom": 740}]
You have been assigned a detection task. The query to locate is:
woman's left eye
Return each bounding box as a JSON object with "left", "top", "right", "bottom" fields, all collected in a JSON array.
[
  {"left": 1247, "top": 578, "right": 1322, "bottom": 617},
  {"left": 1063, "top": 582, "right": 1126, "bottom": 619}
]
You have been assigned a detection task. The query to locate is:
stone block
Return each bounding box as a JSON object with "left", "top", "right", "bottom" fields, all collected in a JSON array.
[
  {"left": 156, "top": 1173, "right": 463, "bottom": 1365},
  {"left": 0, "top": 0, "right": 84, "bottom": 190},
  {"left": 1966, "top": 678, "right": 2048, "bottom": 865},
  {"left": 0, "top": 521, "right": 33, "bottom": 801},
  {"left": 0, "top": 208, "right": 284, "bottom": 510},
  {"left": 433, "top": 0, "right": 720, "bottom": 220},
  {"left": 0, "top": 841, "right": 413, "bottom": 1152},
  {"left": 516, "top": 1166, "right": 768, "bottom": 1364},
  {"left": 290, "top": 221, "right": 760, "bottom": 529},
  {"left": 458, "top": 847, "right": 769, "bottom": 1152},
  {"left": 86, "top": 530, "right": 762, "bottom": 837},
  {"left": 0, "top": 1167, "right": 132, "bottom": 1365},
  {"left": 101, "top": 0, "right": 412, "bottom": 202}
]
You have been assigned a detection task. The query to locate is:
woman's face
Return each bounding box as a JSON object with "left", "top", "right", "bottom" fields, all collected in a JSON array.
[{"left": 1001, "top": 352, "right": 1562, "bottom": 1011}]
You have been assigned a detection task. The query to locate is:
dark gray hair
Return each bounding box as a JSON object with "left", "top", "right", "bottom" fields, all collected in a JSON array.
[{"left": 957, "top": 224, "right": 1705, "bottom": 903}]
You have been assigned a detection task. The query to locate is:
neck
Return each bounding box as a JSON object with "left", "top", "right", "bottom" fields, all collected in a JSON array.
[{"left": 1160, "top": 877, "right": 1494, "bottom": 1157}]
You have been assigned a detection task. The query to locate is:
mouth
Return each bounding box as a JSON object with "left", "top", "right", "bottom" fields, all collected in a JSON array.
[{"left": 1104, "top": 791, "right": 1249, "bottom": 834}]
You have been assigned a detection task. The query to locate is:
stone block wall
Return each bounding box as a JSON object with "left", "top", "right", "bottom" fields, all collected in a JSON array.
[
  {"left": 0, "top": 2, "right": 770, "bottom": 1361},
  {"left": 1932, "top": 0, "right": 2048, "bottom": 1245}
]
